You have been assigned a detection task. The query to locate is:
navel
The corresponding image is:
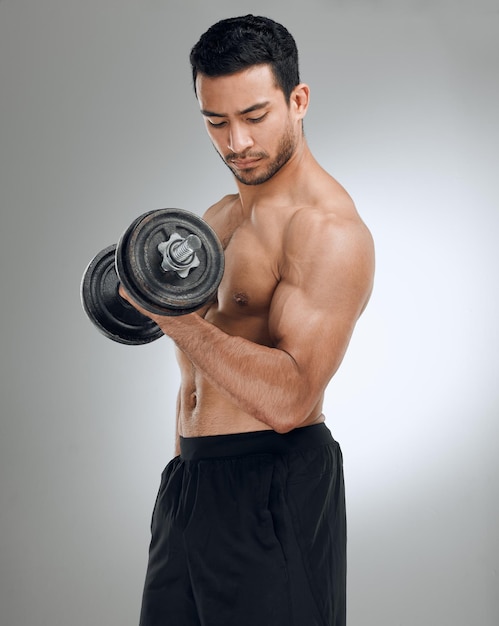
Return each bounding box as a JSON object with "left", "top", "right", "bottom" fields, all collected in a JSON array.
[{"left": 188, "top": 391, "right": 198, "bottom": 410}]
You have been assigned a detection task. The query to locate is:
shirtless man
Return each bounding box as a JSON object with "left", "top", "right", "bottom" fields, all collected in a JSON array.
[{"left": 121, "top": 15, "right": 374, "bottom": 626}]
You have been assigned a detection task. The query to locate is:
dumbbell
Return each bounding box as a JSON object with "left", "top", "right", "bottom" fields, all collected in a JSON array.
[{"left": 81, "top": 208, "right": 225, "bottom": 345}]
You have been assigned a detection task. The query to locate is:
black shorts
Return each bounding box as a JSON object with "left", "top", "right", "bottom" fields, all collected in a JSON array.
[{"left": 139, "top": 423, "right": 346, "bottom": 626}]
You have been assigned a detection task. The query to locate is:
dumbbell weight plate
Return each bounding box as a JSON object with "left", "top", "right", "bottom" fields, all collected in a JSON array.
[
  {"left": 81, "top": 244, "right": 163, "bottom": 345},
  {"left": 116, "top": 209, "right": 225, "bottom": 316}
]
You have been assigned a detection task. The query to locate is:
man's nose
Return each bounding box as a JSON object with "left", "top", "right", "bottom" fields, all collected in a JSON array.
[{"left": 228, "top": 124, "right": 254, "bottom": 154}]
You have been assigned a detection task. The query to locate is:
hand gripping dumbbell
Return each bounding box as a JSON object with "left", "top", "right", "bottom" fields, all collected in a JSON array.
[{"left": 81, "top": 208, "right": 225, "bottom": 345}]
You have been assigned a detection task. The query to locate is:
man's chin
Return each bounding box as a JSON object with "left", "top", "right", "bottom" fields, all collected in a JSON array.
[
  {"left": 228, "top": 164, "right": 273, "bottom": 186},
  {"left": 234, "top": 172, "right": 265, "bottom": 186}
]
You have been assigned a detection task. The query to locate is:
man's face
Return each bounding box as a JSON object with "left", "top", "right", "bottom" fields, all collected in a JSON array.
[{"left": 196, "top": 65, "right": 301, "bottom": 186}]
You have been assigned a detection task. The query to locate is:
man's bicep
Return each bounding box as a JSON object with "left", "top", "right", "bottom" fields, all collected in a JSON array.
[
  {"left": 269, "top": 277, "right": 357, "bottom": 383},
  {"left": 270, "top": 223, "right": 374, "bottom": 380}
]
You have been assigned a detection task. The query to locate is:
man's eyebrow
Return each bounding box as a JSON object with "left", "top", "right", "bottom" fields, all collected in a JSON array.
[{"left": 201, "top": 101, "right": 271, "bottom": 118}]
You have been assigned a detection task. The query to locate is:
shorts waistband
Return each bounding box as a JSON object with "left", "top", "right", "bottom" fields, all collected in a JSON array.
[{"left": 179, "top": 422, "right": 334, "bottom": 461}]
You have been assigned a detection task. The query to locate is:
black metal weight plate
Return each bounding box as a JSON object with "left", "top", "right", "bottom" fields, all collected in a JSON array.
[
  {"left": 115, "top": 209, "right": 225, "bottom": 316},
  {"left": 81, "top": 244, "right": 163, "bottom": 345}
]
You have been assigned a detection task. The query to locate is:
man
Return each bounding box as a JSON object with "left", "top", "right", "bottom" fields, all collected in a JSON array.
[{"left": 121, "top": 14, "right": 374, "bottom": 626}]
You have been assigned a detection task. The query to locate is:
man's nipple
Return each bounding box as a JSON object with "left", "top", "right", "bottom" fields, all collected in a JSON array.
[{"left": 233, "top": 291, "right": 249, "bottom": 306}]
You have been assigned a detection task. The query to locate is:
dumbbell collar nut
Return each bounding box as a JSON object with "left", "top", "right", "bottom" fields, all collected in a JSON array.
[{"left": 158, "top": 232, "right": 201, "bottom": 278}]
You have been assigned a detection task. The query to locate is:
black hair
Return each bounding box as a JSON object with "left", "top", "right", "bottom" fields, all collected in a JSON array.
[{"left": 189, "top": 15, "right": 300, "bottom": 102}]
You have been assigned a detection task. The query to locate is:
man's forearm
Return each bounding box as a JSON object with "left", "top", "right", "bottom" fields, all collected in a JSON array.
[{"left": 158, "top": 314, "right": 311, "bottom": 433}]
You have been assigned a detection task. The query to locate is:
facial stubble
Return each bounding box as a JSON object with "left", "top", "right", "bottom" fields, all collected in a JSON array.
[{"left": 218, "top": 124, "right": 297, "bottom": 186}]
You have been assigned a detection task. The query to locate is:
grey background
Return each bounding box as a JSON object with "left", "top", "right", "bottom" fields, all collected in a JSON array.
[{"left": 1, "top": 1, "right": 498, "bottom": 624}]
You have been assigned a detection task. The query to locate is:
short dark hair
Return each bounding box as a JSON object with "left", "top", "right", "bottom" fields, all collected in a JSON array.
[{"left": 189, "top": 15, "right": 300, "bottom": 102}]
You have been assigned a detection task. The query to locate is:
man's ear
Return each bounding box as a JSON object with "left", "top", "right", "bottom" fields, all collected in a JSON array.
[{"left": 291, "top": 83, "right": 310, "bottom": 120}]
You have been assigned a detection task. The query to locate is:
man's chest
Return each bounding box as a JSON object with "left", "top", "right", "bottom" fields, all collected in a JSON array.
[{"left": 216, "top": 222, "right": 281, "bottom": 316}]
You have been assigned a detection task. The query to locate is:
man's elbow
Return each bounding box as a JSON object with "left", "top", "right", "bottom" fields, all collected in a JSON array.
[{"left": 269, "top": 391, "right": 319, "bottom": 434}]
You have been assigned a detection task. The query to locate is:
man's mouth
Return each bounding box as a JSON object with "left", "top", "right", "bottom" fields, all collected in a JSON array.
[{"left": 230, "top": 158, "right": 260, "bottom": 170}]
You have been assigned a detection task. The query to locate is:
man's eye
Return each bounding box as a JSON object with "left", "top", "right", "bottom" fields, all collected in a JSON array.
[
  {"left": 248, "top": 114, "right": 267, "bottom": 124},
  {"left": 208, "top": 120, "right": 227, "bottom": 128}
]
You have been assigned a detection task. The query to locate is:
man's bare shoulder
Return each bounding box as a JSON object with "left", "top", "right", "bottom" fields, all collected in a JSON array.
[
  {"left": 203, "top": 194, "right": 239, "bottom": 221},
  {"left": 281, "top": 181, "right": 375, "bottom": 314},
  {"left": 285, "top": 178, "right": 373, "bottom": 254}
]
